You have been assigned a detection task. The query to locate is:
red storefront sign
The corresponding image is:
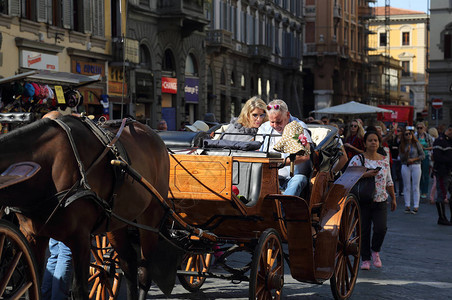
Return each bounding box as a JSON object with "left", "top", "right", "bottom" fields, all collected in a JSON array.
[
  {"left": 162, "top": 77, "right": 177, "bottom": 94},
  {"left": 377, "top": 105, "right": 414, "bottom": 125}
]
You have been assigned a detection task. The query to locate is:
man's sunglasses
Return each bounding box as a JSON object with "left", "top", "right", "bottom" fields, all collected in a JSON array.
[{"left": 267, "top": 104, "right": 280, "bottom": 110}]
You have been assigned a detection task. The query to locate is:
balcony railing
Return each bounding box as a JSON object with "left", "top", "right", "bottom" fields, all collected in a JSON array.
[
  {"left": 248, "top": 45, "right": 272, "bottom": 60},
  {"left": 157, "top": 0, "right": 204, "bottom": 15},
  {"left": 206, "top": 30, "right": 233, "bottom": 49}
]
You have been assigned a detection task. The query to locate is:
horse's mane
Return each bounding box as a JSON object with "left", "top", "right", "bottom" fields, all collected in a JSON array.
[{"left": 0, "top": 118, "right": 54, "bottom": 143}]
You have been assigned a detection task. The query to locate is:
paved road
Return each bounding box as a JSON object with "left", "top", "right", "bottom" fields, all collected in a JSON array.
[{"left": 142, "top": 196, "right": 452, "bottom": 299}]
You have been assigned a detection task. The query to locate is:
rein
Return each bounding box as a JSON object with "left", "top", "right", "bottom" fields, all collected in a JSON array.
[{"left": 38, "top": 116, "right": 128, "bottom": 233}]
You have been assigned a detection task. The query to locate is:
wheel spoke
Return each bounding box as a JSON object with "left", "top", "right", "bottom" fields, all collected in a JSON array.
[
  {"left": 9, "top": 281, "right": 33, "bottom": 300},
  {"left": 88, "top": 270, "right": 101, "bottom": 282},
  {"left": 89, "top": 277, "right": 100, "bottom": 299},
  {"left": 0, "top": 250, "right": 23, "bottom": 295},
  {"left": 0, "top": 233, "right": 5, "bottom": 261}
]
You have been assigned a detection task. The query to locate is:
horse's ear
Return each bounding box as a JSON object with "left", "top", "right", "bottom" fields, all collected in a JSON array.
[{"left": 0, "top": 162, "right": 41, "bottom": 190}]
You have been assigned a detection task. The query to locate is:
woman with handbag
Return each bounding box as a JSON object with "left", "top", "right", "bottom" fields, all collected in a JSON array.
[
  {"left": 399, "top": 126, "right": 425, "bottom": 214},
  {"left": 348, "top": 130, "right": 397, "bottom": 270}
]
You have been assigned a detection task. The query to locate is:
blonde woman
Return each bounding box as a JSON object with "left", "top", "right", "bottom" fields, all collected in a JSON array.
[
  {"left": 221, "top": 96, "right": 268, "bottom": 141},
  {"left": 344, "top": 119, "right": 365, "bottom": 161}
]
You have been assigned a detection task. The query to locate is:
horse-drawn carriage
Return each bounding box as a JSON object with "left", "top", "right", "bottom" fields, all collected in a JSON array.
[{"left": 0, "top": 114, "right": 365, "bottom": 300}]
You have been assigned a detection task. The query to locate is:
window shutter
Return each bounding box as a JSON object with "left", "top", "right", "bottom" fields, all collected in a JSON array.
[
  {"left": 83, "top": 0, "right": 92, "bottom": 34},
  {"left": 36, "top": 0, "right": 48, "bottom": 23},
  {"left": 93, "top": 0, "right": 104, "bottom": 37},
  {"left": 8, "top": 0, "right": 20, "bottom": 16},
  {"left": 62, "top": 0, "right": 73, "bottom": 29}
]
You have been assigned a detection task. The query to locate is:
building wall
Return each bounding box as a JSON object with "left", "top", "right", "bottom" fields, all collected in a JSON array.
[
  {"left": 303, "top": 0, "right": 371, "bottom": 112},
  {"left": 368, "top": 11, "right": 428, "bottom": 114},
  {"left": 428, "top": 1, "right": 452, "bottom": 126}
]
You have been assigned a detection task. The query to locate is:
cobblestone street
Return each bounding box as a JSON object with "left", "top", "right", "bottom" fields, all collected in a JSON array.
[{"left": 146, "top": 196, "right": 452, "bottom": 299}]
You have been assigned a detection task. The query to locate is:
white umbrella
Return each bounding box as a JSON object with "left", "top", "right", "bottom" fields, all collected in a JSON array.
[{"left": 313, "top": 101, "right": 393, "bottom": 115}]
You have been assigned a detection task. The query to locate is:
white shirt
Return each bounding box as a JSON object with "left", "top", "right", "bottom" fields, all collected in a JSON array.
[{"left": 256, "top": 115, "right": 312, "bottom": 179}]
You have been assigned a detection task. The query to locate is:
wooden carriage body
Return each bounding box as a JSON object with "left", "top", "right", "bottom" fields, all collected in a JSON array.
[{"left": 163, "top": 125, "right": 365, "bottom": 287}]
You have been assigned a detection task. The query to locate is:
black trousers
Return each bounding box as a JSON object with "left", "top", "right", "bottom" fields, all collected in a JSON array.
[{"left": 360, "top": 201, "right": 388, "bottom": 261}]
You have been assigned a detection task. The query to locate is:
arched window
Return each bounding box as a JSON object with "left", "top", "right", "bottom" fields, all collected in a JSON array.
[
  {"left": 163, "top": 49, "right": 175, "bottom": 71},
  {"left": 230, "top": 71, "right": 235, "bottom": 86},
  {"left": 241, "top": 74, "right": 246, "bottom": 90},
  {"left": 139, "top": 44, "right": 151, "bottom": 68},
  {"left": 185, "top": 53, "right": 198, "bottom": 76}
]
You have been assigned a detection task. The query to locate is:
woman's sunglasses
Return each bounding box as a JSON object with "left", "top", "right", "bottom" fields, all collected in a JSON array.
[
  {"left": 350, "top": 124, "right": 358, "bottom": 128},
  {"left": 404, "top": 132, "right": 412, "bottom": 136},
  {"left": 267, "top": 104, "right": 280, "bottom": 110}
]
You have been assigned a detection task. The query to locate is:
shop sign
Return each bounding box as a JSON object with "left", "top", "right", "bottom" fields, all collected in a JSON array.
[
  {"left": 108, "top": 81, "right": 128, "bottom": 96},
  {"left": 108, "top": 67, "right": 127, "bottom": 97},
  {"left": 72, "top": 61, "right": 105, "bottom": 77},
  {"left": 184, "top": 78, "right": 199, "bottom": 103},
  {"left": 162, "top": 77, "right": 177, "bottom": 94},
  {"left": 20, "top": 50, "right": 58, "bottom": 71}
]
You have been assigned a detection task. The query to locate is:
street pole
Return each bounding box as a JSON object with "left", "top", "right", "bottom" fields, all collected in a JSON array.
[{"left": 435, "top": 108, "right": 438, "bottom": 127}]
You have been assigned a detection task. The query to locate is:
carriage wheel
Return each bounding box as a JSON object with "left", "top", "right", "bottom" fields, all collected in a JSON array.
[
  {"left": 330, "top": 195, "right": 361, "bottom": 300},
  {"left": 249, "top": 228, "right": 284, "bottom": 300},
  {"left": 88, "top": 235, "right": 122, "bottom": 300},
  {"left": 0, "top": 219, "right": 40, "bottom": 300},
  {"left": 178, "top": 253, "right": 212, "bottom": 292}
]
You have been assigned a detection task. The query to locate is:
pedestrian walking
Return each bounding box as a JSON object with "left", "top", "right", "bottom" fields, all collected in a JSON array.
[
  {"left": 344, "top": 119, "right": 365, "bottom": 162},
  {"left": 348, "top": 130, "right": 397, "bottom": 270},
  {"left": 399, "top": 126, "right": 425, "bottom": 214},
  {"left": 428, "top": 127, "right": 440, "bottom": 204},
  {"left": 432, "top": 125, "right": 452, "bottom": 225},
  {"left": 387, "top": 124, "right": 404, "bottom": 197},
  {"left": 415, "top": 122, "right": 433, "bottom": 201}
]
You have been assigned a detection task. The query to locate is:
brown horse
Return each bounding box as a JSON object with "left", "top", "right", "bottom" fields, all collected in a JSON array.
[{"left": 0, "top": 115, "right": 176, "bottom": 299}]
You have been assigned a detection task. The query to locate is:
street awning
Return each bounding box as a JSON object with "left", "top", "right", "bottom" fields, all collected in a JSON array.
[
  {"left": 0, "top": 70, "right": 101, "bottom": 87},
  {"left": 313, "top": 101, "right": 394, "bottom": 115}
]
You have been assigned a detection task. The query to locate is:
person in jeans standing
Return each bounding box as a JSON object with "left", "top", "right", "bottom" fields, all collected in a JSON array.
[
  {"left": 41, "top": 238, "right": 73, "bottom": 300},
  {"left": 348, "top": 130, "right": 397, "bottom": 270},
  {"left": 415, "top": 122, "right": 433, "bottom": 200},
  {"left": 399, "top": 126, "right": 425, "bottom": 214}
]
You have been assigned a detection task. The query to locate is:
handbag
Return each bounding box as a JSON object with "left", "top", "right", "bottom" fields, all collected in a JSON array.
[{"left": 351, "top": 154, "right": 376, "bottom": 204}]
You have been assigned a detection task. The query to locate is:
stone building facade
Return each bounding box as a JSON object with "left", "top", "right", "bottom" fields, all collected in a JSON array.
[
  {"left": 428, "top": 1, "right": 452, "bottom": 126},
  {"left": 205, "top": 0, "right": 305, "bottom": 122}
]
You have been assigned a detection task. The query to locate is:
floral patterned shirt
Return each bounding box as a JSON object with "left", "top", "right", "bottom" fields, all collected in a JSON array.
[{"left": 349, "top": 154, "right": 394, "bottom": 203}]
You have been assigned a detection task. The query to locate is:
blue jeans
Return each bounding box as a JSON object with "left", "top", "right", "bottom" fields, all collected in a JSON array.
[
  {"left": 41, "top": 238, "right": 73, "bottom": 300},
  {"left": 280, "top": 174, "right": 308, "bottom": 197}
]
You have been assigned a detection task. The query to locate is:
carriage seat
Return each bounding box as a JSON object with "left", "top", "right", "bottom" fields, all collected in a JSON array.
[
  {"left": 158, "top": 131, "right": 208, "bottom": 149},
  {"left": 232, "top": 161, "right": 262, "bottom": 207}
]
